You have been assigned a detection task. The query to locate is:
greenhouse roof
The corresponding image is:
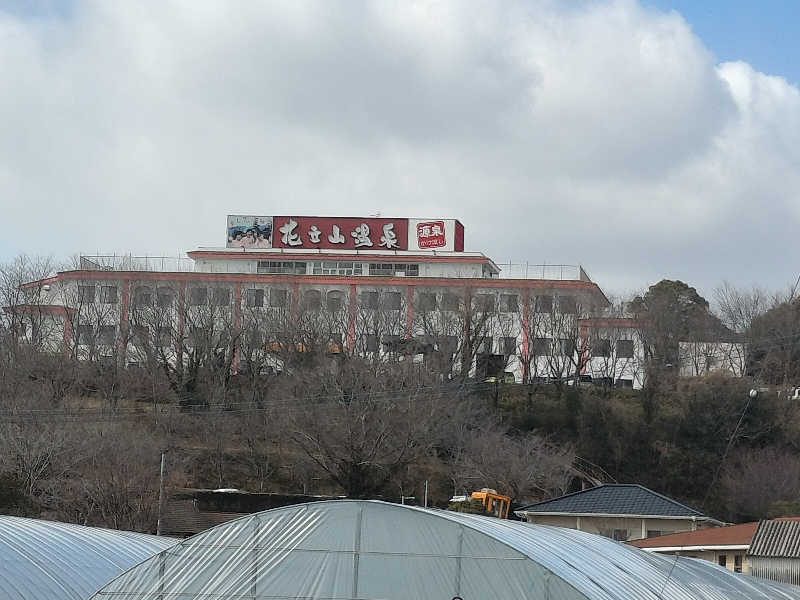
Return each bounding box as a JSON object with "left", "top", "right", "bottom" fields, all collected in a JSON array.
[
  {"left": 0, "top": 515, "right": 177, "bottom": 600},
  {"left": 89, "top": 500, "right": 800, "bottom": 600}
]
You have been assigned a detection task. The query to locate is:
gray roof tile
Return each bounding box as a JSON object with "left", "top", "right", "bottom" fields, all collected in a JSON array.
[{"left": 518, "top": 484, "right": 705, "bottom": 517}]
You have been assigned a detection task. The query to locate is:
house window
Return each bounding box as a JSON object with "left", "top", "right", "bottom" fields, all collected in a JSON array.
[
  {"left": 560, "top": 338, "right": 576, "bottom": 356},
  {"left": 382, "top": 334, "right": 401, "bottom": 351},
  {"left": 612, "top": 529, "right": 629, "bottom": 542},
  {"left": 617, "top": 339, "right": 634, "bottom": 358},
  {"left": 442, "top": 293, "right": 460, "bottom": 311},
  {"left": 303, "top": 290, "right": 322, "bottom": 311},
  {"left": 189, "top": 327, "right": 207, "bottom": 348},
  {"left": 363, "top": 334, "right": 379, "bottom": 352},
  {"left": 718, "top": 555, "right": 727, "bottom": 568},
  {"left": 502, "top": 337, "right": 517, "bottom": 356},
  {"left": 440, "top": 336, "right": 458, "bottom": 357},
  {"left": 368, "top": 263, "right": 419, "bottom": 276},
  {"left": 478, "top": 337, "right": 492, "bottom": 354},
  {"left": 327, "top": 290, "right": 345, "bottom": 312},
  {"left": 312, "top": 261, "right": 362, "bottom": 276},
  {"left": 189, "top": 287, "right": 207, "bottom": 306},
  {"left": 475, "top": 294, "right": 496, "bottom": 312},
  {"left": 78, "top": 285, "right": 95, "bottom": 303},
  {"left": 382, "top": 292, "right": 402, "bottom": 310},
  {"left": 534, "top": 295, "right": 553, "bottom": 313},
  {"left": 593, "top": 339, "right": 611, "bottom": 358},
  {"left": 100, "top": 285, "right": 118, "bottom": 304},
  {"left": 212, "top": 288, "right": 231, "bottom": 307},
  {"left": 257, "top": 261, "right": 306, "bottom": 274},
  {"left": 134, "top": 286, "right": 153, "bottom": 307},
  {"left": 359, "top": 291, "right": 379, "bottom": 309},
  {"left": 615, "top": 378, "right": 633, "bottom": 389},
  {"left": 245, "top": 288, "right": 264, "bottom": 308},
  {"left": 157, "top": 287, "right": 174, "bottom": 308},
  {"left": 269, "top": 289, "right": 288, "bottom": 308},
  {"left": 646, "top": 530, "right": 662, "bottom": 538},
  {"left": 98, "top": 325, "right": 116, "bottom": 346},
  {"left": 500, "top": 294, "right": 518, "bottom": 313},
  {"left": 558, "top": 296, "right": 577, "bottom": 314},
  {"left": 733, "top": 554, "right": 742, "bottom": 573},
  {"left": 77, "top": 325, "right": 93, "bottom": 345},
  {"left": 156, "top": 327, "right": 171, "bottom": 347},
  {"left": 131, "top": 325, "right": 148, "bottom": 347},
  {"left": 417, "top": 292, "right": 437, "bottom": 312},
  {"left": 533, "top": 337, "right": 551, "bottom": 356}
]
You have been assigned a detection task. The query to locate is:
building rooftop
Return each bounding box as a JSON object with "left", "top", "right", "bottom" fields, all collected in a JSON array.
[
  {"left": 516, "top": 484, "right": 708, "bottom": 518},
  {"left": 629, "top": 522, "right": 757, "bottom": 549},
  {"left": 749, "top": 519, "right": 800, "bottom": 558}
]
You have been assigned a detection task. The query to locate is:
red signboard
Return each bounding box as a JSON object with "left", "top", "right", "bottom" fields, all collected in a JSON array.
[
  {"left": 416, "top": 220, "right": 447, "bottom": 249},
  {"left": 272, "top": 216, "right": 409, "bottom": 251}
]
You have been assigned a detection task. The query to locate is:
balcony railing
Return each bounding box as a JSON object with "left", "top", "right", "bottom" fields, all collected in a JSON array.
[
  {"left": 78, "top": 255, "right": 195, "bottom": 273},
  {"left": 495, "top": 263, "right": 591, "bottom": 282}
]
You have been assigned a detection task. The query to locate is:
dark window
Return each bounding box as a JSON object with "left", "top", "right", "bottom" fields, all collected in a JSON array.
[
  {"left": 134, "top": 286, "right": 152, "bottom": 307},
  {"left": 189, "top": 327, "right": 208, "bottom": 347},
  {"left": 303, "top": 290, "right": 321, "bottom": 311},
  {"left": 558, "top": 296, "right": 577, "bottom": 314},
  {"left": 615, "top": 378, "right": 633, "bottom": 388},
  {"left": 612, "top": 529, "right": 629, "bottom": 542},
  {"left": 646, "top": 530, "right": 662, "bottom": 538},
  {"left": 534, "top": 295, "right": 553, "bottom": 313},
  {"left": 78, "top": 285, "right": 95, "bottom": 303},
  {"left": 442, "top": 293, "right": 460, "bottom": 311},
  {"left": 189, "top": 287, "right": 207, "bottom": 306},
  {"left": 593, "top": 339, "right": 611, "bottom": 358},
  {"left": 100, "top": 285, "right": 118, "bottom": 304},
  {"left": 245, "top": 288, "right": 264, "bottom": 308},
  {"left": 478, "top": 337, "right": 493, "bottom": 354},
  {"left": 156, "top": 327, "right": 171, "bottom": 347},
  {"left": 364, "top": 334, "right": 379, "bottom": 352},
  {"left": 382, "top": 334, "right": 401, "bottom": 350},
  {"left": 98, "top": 325, "right": 116, "bottom": 346},
  {"left": 368, "top": 263, "right": 419, "bottom": 277},
  {"left": 257, "top": 261, "right": 306, "bottom": 274},
  {"left": 417, "top": 292, "right": 436, "bottom": 312},
  {"left": 269, "top": 289, "right": 288, "bottom": 308},
  {"left": 212, "top": 288, "right": 231, "bottom": 307},
  {"left": 476, "top": 294, "right": 495, "bottom": 312},
  {"left": 327, "top": 290, "right": 345, "bottom": 312},
  {"left": 77, "top": 325, "right": 93, "bottom": 344},
  {"left": 718, "top": 555, "right": 727, "bottom": 568},
  {"left": 440, "top": 336, "right": 458, "bottom": 357},
  {"left": 733, "top": 554, "right": 742, "bottom": 573},
  {"left": 360, "top": 291, "right": 379, "bottom": 309},
  {"left": 533, "top": 337, "right": 551, "bottom": 356},
  {"left": 502, "top": 337, "right": 517, "bottom": 356},
  {"left": 132, "top": 325, "right": 148, "bottom": 347},
  {"left": 383, "top": 292, "right": 402, "bottom": 310},
  {"left": 500, "top": 294, "right": 518, "bottom": 313},
  {"left": 617, "top": 339, "right": 634, "bottom": 358},
  {"left": 560, "top": 338, "right": 576, "bottom": 356},
  {"left": 157, "top": 288, "right": 174, "bottom": 308}
]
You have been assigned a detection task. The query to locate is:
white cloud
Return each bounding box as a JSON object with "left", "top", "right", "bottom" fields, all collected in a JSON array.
[{"left": 1, "top": 0, "right": 799, "bottom": 298}]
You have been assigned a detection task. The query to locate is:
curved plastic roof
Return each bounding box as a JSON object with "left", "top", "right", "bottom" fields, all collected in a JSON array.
[
  {"left": 0, "top": 515, "right": 177, "bottom": 600},
  {"left": 89, "top": 500, "right": 800, "bottom": 600}
]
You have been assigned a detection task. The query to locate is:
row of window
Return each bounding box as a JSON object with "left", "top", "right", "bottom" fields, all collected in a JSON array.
[
  {"left": 529, "top": 338, "right": 635, "bottom": 358},
  {"left": 256, "top": 261, "right": 421, "bottom": 277},
  {"left": 75, "top": 285, "right": 582, "bottom": 316}
]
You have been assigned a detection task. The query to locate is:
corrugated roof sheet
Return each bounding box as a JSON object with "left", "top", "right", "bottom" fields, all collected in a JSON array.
[
  {"left": 90, "top": 500, "right": 800, "bottom": 600},
  {"left": 750, "top": 520, "right": 800, "bottom": 558},
  {"left": 629, "top": 522, "right": 758, "bottom": 548},
  {"left": 518, "top": 484, "right": 705, "bottom": 517},
  {"left": 0, "top": 515, "right": 177, "bottom": 600}
]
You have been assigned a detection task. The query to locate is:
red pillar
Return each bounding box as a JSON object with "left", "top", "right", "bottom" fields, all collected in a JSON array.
[
  {"left": 521, "top": 289, "right": 530, "bottom": 381},
  {"left": 347, "top": 283, "right": 357, "bottom": 351}
]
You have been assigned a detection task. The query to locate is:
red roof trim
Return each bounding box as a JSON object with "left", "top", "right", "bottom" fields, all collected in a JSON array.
[{"left": 628, "top": 522, "right": 758, "bottom": 548}]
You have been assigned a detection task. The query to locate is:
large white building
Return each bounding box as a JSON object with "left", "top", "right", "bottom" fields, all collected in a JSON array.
[{"left": 9, "top": 215, "right": 655, "bottom": 387}]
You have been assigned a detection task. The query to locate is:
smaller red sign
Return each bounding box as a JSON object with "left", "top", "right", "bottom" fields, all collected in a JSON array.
[{"left": 416, "top": 220, "right": 447, "bottom": 249}]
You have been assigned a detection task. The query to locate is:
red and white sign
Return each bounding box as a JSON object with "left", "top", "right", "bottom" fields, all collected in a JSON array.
[
  {"left": 230, "top": 215, "right": 464, "bottom": 252},
  {"left": 416, "top": 221, "right": 447, "bottom": 248}
]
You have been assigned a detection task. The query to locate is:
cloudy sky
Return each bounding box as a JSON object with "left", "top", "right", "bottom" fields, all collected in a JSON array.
[{"left": 1, "top": 0, "right": 798, "bottom": 298}]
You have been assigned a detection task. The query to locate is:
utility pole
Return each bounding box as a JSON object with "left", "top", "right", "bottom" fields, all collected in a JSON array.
[{"left": 156, "top": 452, "right": 166, "bottom": 536}]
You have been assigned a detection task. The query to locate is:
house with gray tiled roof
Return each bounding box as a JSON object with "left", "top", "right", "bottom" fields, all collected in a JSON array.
[{"left": 515, "top": 484, "right": 723, "bottom": 542}]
